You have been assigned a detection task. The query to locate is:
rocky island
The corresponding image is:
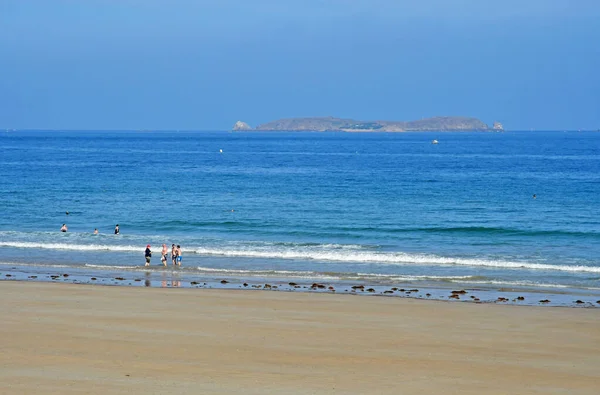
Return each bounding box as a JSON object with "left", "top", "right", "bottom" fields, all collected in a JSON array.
[
  {"left": 232, "top": 121, "right": 252, "bottom": 131},
  {"left": 233, "top": 116, "right": 498, "bottom": 132}
]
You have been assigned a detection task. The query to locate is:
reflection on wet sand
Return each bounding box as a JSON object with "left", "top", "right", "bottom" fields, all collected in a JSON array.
[{"left": 161, "top": 272, "right": 181, "bottom": 288}]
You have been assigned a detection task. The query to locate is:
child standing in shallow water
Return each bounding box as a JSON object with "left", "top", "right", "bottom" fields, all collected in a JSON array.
[{"left": 176, "top": 245, "right": 182, "bottom": 266}]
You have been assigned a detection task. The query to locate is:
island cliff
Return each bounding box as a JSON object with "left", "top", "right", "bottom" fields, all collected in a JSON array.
[{"left": 234, "top": 116, "right": 493, "bottom": 132}]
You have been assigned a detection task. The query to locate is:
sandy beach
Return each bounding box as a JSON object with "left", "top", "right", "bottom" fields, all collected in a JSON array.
[{"left": 1, "top": 282, "right": 599, "bottom": 394}]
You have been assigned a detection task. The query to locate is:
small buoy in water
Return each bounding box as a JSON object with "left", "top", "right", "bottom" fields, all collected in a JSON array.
[
  {"left": 431, "top": 139, "right": 439, "bottom": 144},
  {"left": 219, "top": 149, "right": 223, "bottom": 153}
]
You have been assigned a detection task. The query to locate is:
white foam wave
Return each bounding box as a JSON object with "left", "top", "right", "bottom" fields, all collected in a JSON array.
[
  {"left": 356, "top": 273, "right": 477, "bottom": 280},
  {"left": 0, "top": 261, "right": 74, "bottom": 269},
  {"left": 0, "top": 241, "right": 140, "bottom": 252},
  {"left": 194, "top": 247, "right": 600, "bottom": 273},
  {"left": 1, "top": 241, "right": 599, "bottom": 274},
  {"left": 194, "top": 266, "right": 339, "bottom": 279},
  {"left": 195, "top": 266, "right": 314, "bottom": 275},
  {"left": 84, "top": 264, "right": 139, "bottom": 270},
  {"left": 460, "top": 280, "right": 571, "bottom": 289}
]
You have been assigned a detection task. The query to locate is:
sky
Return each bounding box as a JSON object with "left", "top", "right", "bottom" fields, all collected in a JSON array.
[{"left": 1, "top": 0, "right": 599, "bottom": 130}]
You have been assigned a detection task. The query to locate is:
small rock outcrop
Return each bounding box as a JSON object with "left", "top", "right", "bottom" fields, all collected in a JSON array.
[{"left": 232, "top": 121, "right": 252, "bottom": 131}]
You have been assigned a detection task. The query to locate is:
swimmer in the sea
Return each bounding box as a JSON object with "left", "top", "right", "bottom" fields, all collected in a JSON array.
[
  {"left": 114, "top": 224, "right": 120, "bottom": 234},
  {"left": 93, "top": 228, "right": 98, "bottom": 234},
  {"left": 60, "top": 224, "right": 68, "bottom": 232}
]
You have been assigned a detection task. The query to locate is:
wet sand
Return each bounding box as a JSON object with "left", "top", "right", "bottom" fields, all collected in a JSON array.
[{"left": 1, "top": 282, "right": 599, "bottom": 394}]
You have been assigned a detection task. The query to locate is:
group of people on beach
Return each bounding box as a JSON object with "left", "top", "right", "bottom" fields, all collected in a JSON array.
[
  {"left": 59, "top": 222, "right": 182, "bottom": 267},
  {"left": 145, "top": 244, "right": 182, "bottom": 267}
]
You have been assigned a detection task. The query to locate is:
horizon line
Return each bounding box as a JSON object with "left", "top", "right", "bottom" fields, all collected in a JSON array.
[{"left": 2, "top": 128, "right": 599, "bottom": 133}]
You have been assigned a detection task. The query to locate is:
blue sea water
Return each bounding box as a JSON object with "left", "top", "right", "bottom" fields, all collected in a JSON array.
[{"left": 1, "top": 130, "right": 599, "bottom": 298}]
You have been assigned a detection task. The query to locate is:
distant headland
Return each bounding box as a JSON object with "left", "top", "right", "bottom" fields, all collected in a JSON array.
[{"left": 233, "top": 116, "right": 503, "bottom": 132}]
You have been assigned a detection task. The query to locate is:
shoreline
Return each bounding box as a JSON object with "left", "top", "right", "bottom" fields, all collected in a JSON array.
[
  {"left": 2, "top": 265, "right": 599, "bottom": 309},
  {"left": 2, "top": 281, "right": 600, "bottom": 394}
]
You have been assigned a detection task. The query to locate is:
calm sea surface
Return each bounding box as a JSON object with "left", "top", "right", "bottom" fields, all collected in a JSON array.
[{"left": 1, "top": 130, "right": 599, "bottom": 296}]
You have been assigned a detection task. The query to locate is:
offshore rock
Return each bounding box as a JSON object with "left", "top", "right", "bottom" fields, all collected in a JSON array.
[{"left": 232, "top": 121, "right": 252, "bottom": 131}]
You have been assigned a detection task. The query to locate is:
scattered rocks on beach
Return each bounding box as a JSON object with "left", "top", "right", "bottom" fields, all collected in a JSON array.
[{"left": 7, "top": 272, "right": 599, "bottom": 310}]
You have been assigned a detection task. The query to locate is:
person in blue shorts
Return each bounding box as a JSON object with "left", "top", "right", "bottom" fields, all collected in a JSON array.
[{"left": 176, "top": 245, "right": 182, "bottom": 266}]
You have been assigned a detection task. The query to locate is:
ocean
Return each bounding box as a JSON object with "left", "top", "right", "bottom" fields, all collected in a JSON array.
[{"left": 1, "top": 130, "right": 599, "bottom": 305}]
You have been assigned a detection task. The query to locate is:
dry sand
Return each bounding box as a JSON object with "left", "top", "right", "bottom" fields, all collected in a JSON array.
[{"left": 1, "top": 281, "right": 599, "bottom": 394}]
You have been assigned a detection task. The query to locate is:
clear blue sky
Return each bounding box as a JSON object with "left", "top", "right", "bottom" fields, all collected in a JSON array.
[{"left": 1, "top": 0, "right": 599, "bottom": 130}]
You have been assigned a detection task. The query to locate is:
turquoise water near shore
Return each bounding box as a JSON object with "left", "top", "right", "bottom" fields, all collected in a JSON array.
[{"left": 1, "top": 130, "right": 599, "bottom": 298}]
